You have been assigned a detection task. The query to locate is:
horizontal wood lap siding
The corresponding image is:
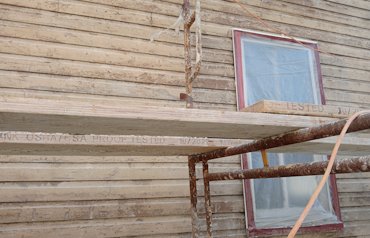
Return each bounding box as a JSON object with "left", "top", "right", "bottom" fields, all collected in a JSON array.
[{"left": 0, "top": 0, "right": 369, "bottom": 237}]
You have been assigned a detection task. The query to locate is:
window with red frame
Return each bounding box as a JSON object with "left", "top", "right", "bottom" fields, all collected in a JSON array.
[{"left": 232, "top": 29, "right": 343, "bottom": 236}]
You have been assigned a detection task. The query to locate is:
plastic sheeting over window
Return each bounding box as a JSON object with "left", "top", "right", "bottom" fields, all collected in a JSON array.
[
  {"left": 249, "top": 153, "right": 338, "bottom": 228},
  {"left": 241, "top": 34, "right": 320, "bottom": 105},
  {"left": 240, "top": 33, "right": 340, "bottom": 228}
]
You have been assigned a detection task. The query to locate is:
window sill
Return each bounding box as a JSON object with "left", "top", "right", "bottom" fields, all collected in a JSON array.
[{"left": 248, "top": 222, "right": 343, "bottom": 237}]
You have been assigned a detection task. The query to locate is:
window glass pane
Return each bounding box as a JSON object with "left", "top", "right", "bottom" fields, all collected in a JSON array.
[
  {"left": 242, "top": 35, "right": 319, "bottom": 105},
  {"left": 251, "top": 153, "right": 284, "bottom": 209},
  {"left": 241, "top": 33, "right": 339, "bottom": 228}
]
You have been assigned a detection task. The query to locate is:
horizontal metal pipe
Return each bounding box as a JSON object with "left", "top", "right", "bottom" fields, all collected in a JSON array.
[
  {"left": 190, "top": 113, "right": 370, "bottom": 162},
  {"left": 208, "top": 155, "right": 370, "bottom": 181}
]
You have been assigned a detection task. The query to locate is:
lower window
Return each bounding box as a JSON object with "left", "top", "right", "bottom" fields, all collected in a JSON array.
[
  {"left": 233, "top": 29, "right": 343, "bottom": 236},
  {"left": 244, "top": 153, "right": 339, "bottom": 229}
]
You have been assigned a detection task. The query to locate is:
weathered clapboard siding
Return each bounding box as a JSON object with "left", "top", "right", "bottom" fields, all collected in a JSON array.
[
  {"left": 339, "top": 192, "right": 370, "bottom": 207},
  {"left": 283, "top": 0, "right": 370, "bottom": 18},
  {"left": 0, "top": 0, "right": 366, "bottom": 105},
  {"left": 0, "top": 87, "right": 236, "bottom": 111},
  {"left": 0, "top": 180, "right": 243, "bottom": 203},
  {"left": 0, "top": 54, "right": 234, "bottom": 91},
  {"left": 0, "top": 196, "right": 244, "bottom": 223},
  {"left": 0, "top": 0, "right": 369, "bottom": 237},
  {"left": 0, "top": 163, "right": 240, "bottom": 181},
  {"left": 0, "top": 20, "right": 234, "bottom": 65},
  {"left": 0, "top": 36, "right": 234, "bottom": 78},
  {"left": 0, "top": 214, "right": 245, "bottom": 238},
  {"left": 0, "top": 70, "right": 236, "bottom": 105}
]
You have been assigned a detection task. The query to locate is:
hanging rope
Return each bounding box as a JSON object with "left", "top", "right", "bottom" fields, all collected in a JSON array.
[
  {"left": 190, "top": 0, "right": 202, "bottom": 84},
  {"left": 182, "top": 0, "right": 202, "bottom": 108},
  {"left": 288, "top": 111, "right": 370, "bottom": 237},
  {"left": 150, "top": 9, "right": 184, "bottom": 42},
  {"left": 149, "top": 1, "right": 203, "bottom": 108}
]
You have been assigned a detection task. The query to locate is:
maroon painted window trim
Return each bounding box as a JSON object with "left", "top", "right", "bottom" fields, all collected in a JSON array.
[{"left": 233, "top": 29, "right": 343, "bottom": 236}]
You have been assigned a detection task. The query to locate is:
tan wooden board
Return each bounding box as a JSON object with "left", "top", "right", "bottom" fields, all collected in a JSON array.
[
  {"left": 0, "top": 36, "right": 235, "bottom": 78},
  {"left": 0, "top": 131, "right": 369, "bottom": 156},
  {"left": 325, "top": 89, "right": 370, "bottom": 106},
  {"left": 0, "top": 162, "right": 240, "bottom": 181},
  {"left": 324, "top": 77, "right": 370, "bottom": 94},
  {"left": 8, "top": 0, "right": 368, "bottom": 45},
  {"left": 0, "top": 1, "right": 369, "bottom": 237},
  {"left": 281, "top": 0, "right": 370, "bottom": 19},
  {"left": 340, "top": 192, "right": 370, "bottom": 207},
  {"left": 0, "top": 196, "right": 244, "bottom": 223},
  {"left": 0, "top": 99, "right": 340, "bottom": 138},
  {"left": 340, "top": 221, "right": 370, "bottom": 237},
  {"left": 0, "top": 214, "right": 245, "bottom": 238},
  {"left": 0, "top": 70, "right": 235, "bottom": 105},
  {"left": 0, "top": 131, "right": 247, "bottom": 156},
  {"left": 0, "top": 87, "right": 236, "bottom": 112},
  {"left": 0, "top": 2, "right": 369, "bottom": 55},
  {"left": 160, "top": 0, "right": 370, "bottom": 49},
  {"left": 0, "top": 161, "right": 367, "bottom": 182},
  {"left": 341, "top": 207, "right": 370, "bottom": 222},
  {"left": 269, "top": 133, "right": 370, "bottom": 156},
  {"left": 0, "top": 180, "right": 243, "bottom": 202},
  {"left": 0, "top": 155, "right": 242, "bottom": 164},
  {"left": 109, "top": 0, "right": 370, "bottom": 30},
  {"left": 110, "top": 230, "right": 248, "bottom": 238},
  {"left": 0, "top": 53, "right": 235, "bottom": 92},
  {"left": 242, "top": 100, "right": 364, "bottom": 118},
  {"left": 322, "top": 65, "right": 370, "bottom": 82},
  {"left": 0, "top": 20, "right": 234, "bottom": 65},
  {"left": 0, "top": 1, "right": 368, "bottom": 117},
  {"left": 337, "top": 179, "right": 370, "bottom": 193},
  {"left": 0, "top": 98, "right": 369, "bottom": 156},
  {"left": 2, "top": 0, "right": 368, "bottom": 41}
]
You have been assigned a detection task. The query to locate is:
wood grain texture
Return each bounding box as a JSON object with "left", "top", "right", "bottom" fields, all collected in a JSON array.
[
  {"left": 0, "top": 131, "right": 248, "bottom": 156},
  {"left": 0, "top": 70, "right": 235, "bottom": 105},
  {"left": 0, "top": 214, "right": 245, "bottom": 238},
  {"left": 0, "top": 180, "right": 243, "bottom": 202},
  {"left": 0, "top": 99, "right": 339, "bottom": 138},
  {"left": 1, "top": 131, "right": 369, "bottom": 156},
  {"left": 0, "top": 0, "right": 369, "bottom": 237},
  {"left": 0, "top": 54, "right": 234, "bottom": 92},
  {"left": 0, "top": 20, "right": 234, "bottom": 65},
  {"left": 242, "top": 100, "right": 364, "bottom": 118},
  {"left": 3, "top": 0, "right": 368, "bottom": 40},
  {"left": 0, "top": 155, "right": 242, "bottom": 164},
  {"left": 270, "top": 133, "right": 370, "bottom": 156},
  {"left": 0, "top": 196, "right": 244, "bottom": 223}
]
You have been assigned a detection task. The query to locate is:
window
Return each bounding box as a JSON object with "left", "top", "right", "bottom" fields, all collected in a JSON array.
[{"left": 233, "top": 29, "right": 343, "bottom": 236}]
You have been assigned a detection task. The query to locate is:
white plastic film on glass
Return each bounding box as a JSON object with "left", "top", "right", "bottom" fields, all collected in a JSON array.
[{"left": 241, "top": 33, "right": 340, "bottom": 228}]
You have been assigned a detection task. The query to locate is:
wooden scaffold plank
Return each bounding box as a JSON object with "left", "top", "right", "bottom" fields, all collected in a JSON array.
[
  {"left": 0, "top": 100, "right": 341, "bottom": 139},
  {"left": 243, "top": 100, "right": 364, "bottom": 118},
  {"left": 0, "top": 131, "right": 369, "bottom": 156},
  {"left": 0, "top": 131, "right": 245, "bottom": 156}
]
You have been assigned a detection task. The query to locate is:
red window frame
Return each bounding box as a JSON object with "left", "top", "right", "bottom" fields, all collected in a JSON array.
[{"left": 233, "top": 29, "right": 343, "bottom": 237}]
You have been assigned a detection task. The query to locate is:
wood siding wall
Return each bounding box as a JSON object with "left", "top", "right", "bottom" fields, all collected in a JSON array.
[{"left": 0, "top": 0, "right": 369, "bottom": 237}]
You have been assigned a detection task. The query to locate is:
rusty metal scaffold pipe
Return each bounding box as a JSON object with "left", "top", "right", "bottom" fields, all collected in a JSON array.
[
  {"left": 202, "top": 160, "right": 213, "bottom": 237},
  {"left": 200, "top": 155, "right": 370, "bottom": 237},
  {"left": 183, "top": 0, "right": 193, "bottom": 108},
  {"left": 208, "top": 155, "right": 370, "bottom": 181},
  {"left": 190, "top": 113, "right": 370, "bottom": 162},
  {"left": 188, "top": 157, "right": 199, "bottom": 237}
]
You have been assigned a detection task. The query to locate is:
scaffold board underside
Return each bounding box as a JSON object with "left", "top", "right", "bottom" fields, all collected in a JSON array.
[
  {"left": 0, "top": 131, "right": 369, "bottom": 156},
  {"left": 0, "top": 101, "right": 369, "bottom": 156}
]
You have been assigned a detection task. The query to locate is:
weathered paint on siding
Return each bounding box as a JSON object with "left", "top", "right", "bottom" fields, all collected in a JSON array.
[{"left": 0, "top": 0, "right": 369, "bottom": 237}]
